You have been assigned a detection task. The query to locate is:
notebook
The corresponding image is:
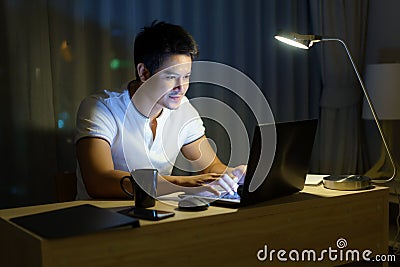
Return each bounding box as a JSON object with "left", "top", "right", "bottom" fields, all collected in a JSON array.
[
  {"left": 10, "top": 204, "right": 139, "bottom": 239},
  {"left": 182, "top": 119, "right": 318, "bottom": 207}
]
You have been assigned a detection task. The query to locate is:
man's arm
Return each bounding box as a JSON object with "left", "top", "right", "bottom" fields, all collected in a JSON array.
[
  {"left": 76, "top": 137, "right": 130, "bottom": 198},
  {"left": 181, "top": 136, "right": 246, "bottom": 193},
  {"left": 181, "top": 135, "right": 246, "bottom": 177},
  {"left": 77, "top": 135, "right": 244, "bottom": 198},
  {"left": 76, "top": 136, "right": 221, "bottom": 197},
  {"left": 180, "top": 136, "right": 227, "bottom": 174}
]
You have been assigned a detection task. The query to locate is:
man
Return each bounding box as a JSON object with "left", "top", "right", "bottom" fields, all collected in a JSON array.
[{"left": 75, "top": 21, "right": 245, "bottom": 199}]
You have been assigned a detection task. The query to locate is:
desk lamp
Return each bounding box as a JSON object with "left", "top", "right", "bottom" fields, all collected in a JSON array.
[{"left": 274, "top": 31, "right": 397, "bottom": 190}]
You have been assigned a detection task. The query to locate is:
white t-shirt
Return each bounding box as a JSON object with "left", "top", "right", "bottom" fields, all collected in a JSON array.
[{"left": 75, "top": 89, "right": 205, "bottom": 199}]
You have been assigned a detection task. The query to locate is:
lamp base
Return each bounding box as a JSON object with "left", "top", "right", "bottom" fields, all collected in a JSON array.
[{"left": 323, "top": 175, "right": 371, "bottom": 190}]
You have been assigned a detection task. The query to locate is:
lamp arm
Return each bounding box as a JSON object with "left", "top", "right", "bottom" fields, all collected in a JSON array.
[{"left": 320, "top": 38, "right": 397, "bottom": 183}]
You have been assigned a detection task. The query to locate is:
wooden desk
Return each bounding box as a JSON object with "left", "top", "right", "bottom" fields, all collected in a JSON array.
[{"left": 0, "top": 185, "right": 389, "bottom": 267}]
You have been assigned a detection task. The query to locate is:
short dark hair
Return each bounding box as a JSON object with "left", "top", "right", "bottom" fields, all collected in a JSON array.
[{"left": 133, "top": 21, "right": 199, "bottom": 78}]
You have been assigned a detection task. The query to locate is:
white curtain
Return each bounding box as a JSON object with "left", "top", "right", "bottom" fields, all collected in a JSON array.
[{"left": 3, "top": 0, "right": 369, "bottom": 208}]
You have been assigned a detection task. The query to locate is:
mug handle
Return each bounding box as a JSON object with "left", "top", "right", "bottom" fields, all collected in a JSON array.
[{"left": 120, "top": 175, "right": 134, "bottom": 198}]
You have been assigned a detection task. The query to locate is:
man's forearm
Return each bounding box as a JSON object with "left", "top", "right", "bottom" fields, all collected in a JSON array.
[{"left": 204, "top": 162, "right": 229, "bottom": 175}]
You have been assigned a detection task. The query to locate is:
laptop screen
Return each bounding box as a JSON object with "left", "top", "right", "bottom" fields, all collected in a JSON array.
[{"left": 240, "top": 119, "right": 318, "bottom": 206}]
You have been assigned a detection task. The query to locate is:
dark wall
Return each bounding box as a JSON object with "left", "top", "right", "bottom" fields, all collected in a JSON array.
[{"left": 365, "top": 0, "right": 400, "bottom": 64}]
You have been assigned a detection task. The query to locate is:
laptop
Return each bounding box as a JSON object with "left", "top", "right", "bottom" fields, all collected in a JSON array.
[{"left": 182, "top": 119, "right": 318, "bottom": 207}]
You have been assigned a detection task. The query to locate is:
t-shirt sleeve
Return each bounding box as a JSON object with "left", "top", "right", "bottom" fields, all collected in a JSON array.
[
  {"left": 178, "top": 99, "right": 206, "bottom": 146},
  {"left": 75, "top": 96, "right": 117, "bottom": 145}
]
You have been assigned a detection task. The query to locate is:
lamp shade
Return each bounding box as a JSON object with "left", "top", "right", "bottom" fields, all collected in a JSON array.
[
  {"left": 362, "top": 63, "right": 400, "bottom": 120},
  {"left": 274, "top": 32, "right": 322, "bottom": 49}
]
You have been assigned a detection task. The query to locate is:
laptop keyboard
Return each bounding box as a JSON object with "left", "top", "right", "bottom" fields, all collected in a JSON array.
[{"left": 220, "top": 191, "right": 241, "bottom": 200}]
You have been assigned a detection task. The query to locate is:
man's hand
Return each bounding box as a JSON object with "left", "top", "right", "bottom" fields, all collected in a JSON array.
[
  {"left": 206, "top": 165, "right": 247, "bottom": 196},
  {"left": 191, "top": 165, "right": 247, "bottom": 196},
  {"left": 226, "top": 164, "right": 247, "bottom": 185},
  {"left": 172, "top": 171, "right": 244, "bottom": 196}
]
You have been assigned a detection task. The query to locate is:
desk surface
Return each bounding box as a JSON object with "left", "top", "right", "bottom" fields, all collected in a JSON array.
[
  {"left": 0, "top": 184, "right": 387, "bottom": 218},
  {"left": 0, "top": 185, "right": 388, "bottom": 227},
  {"left": 0, "top": 185, "right": 390, "bottom": 267}
]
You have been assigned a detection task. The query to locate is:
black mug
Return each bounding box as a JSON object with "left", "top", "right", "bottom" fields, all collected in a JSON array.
[{"left": 120, "top": 169, "right": 157, "bottom": 208}]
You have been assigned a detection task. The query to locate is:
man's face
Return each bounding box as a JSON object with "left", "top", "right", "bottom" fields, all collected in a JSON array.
[{"left": 151, "top": 54, "right": 192, "bottom": 110}]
